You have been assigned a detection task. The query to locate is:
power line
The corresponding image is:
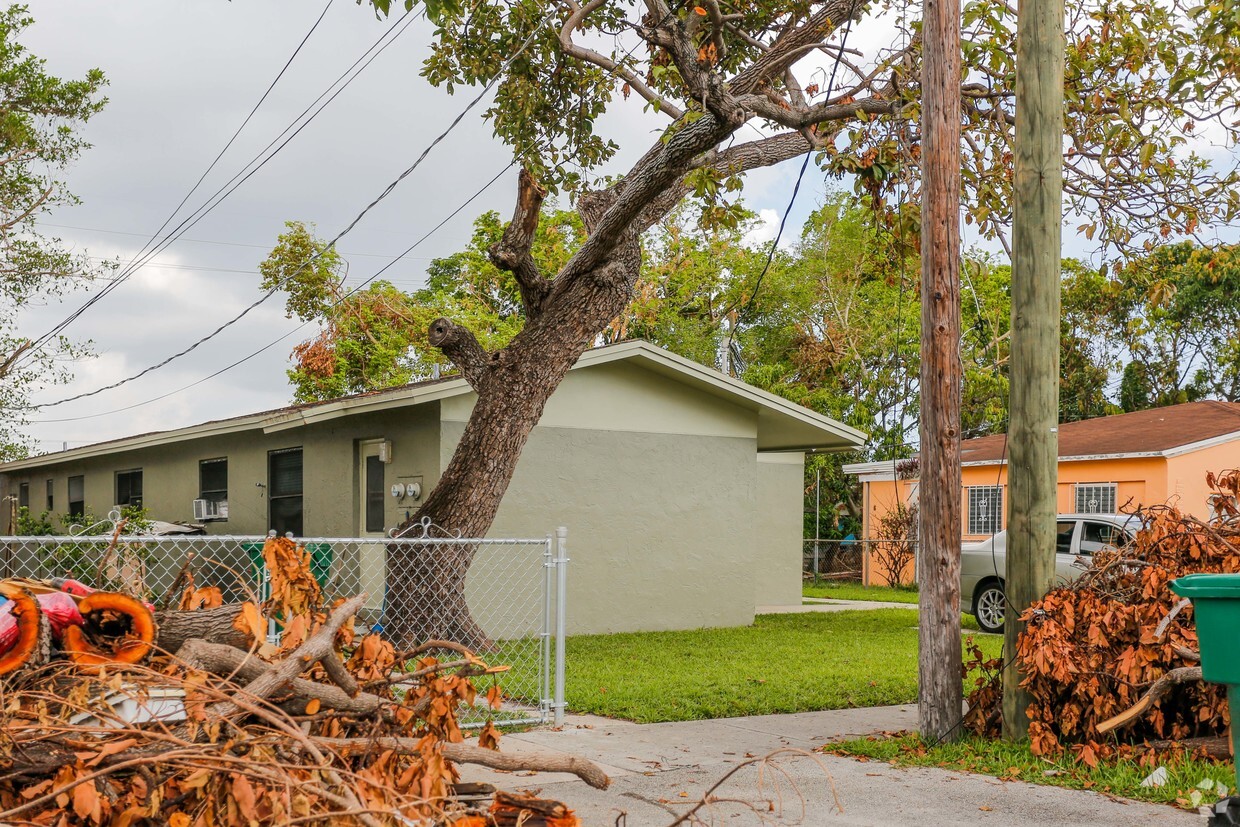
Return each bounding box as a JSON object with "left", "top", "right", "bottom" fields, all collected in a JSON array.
[
  {"left": 18, "top": 4, "right": 418, "bottom": 367},
  {"left": 20, "top": 0, "right": 336, "bottom": 360},
  {"left": 34, "top": 10, "right": 556, "bottom": 411},
  {"left": 48, "top": 223, "right": 434, "bottom": 260},
  {"left": 31, "top": 164, "right": 515, "bottom": 424}
]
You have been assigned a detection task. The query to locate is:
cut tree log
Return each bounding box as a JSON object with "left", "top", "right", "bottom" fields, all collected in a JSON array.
[
  {"left": 0, "top": 585, "right": 51, "bottom": 677},
  {"left": 1096, "top": 667, "right": 1205, "bottom": 734},
  {"left": 312, "top": 736, "right": 611, "bottom": 790},
  {"left": 63, "top": 591, "right": 157, "bottom": 665},
  {"left": 154, "top": 604, "right": 254, "bottom": 654}
]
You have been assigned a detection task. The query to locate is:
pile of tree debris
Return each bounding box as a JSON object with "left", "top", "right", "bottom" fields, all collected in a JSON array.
[
  {"left": 966, "top": 470, "right": 1240, "bottom": 759},
  {"left": 0, "top": 535, "right": 607, "bottom": 825}
]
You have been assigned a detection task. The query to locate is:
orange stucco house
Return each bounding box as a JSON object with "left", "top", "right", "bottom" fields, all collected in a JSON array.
[{"left": 843, "top": 401, "right": 1240, "bottom": 584}]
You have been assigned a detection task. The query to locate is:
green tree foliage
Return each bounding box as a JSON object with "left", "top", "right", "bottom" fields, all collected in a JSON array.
[
  {"left": 1062, "top": 243, "right": 1240, "bottom": 413},
  {"left": 369, "top": 0, "right": 1240, "bottom": 256},
  {"left": 0, "top": 5, "right": 109, "bottom": 459}
]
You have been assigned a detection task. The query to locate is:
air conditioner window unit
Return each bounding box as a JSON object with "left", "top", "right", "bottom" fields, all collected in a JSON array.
[{"left": 192, "top": 499, "right": 227, "bottom": 521}]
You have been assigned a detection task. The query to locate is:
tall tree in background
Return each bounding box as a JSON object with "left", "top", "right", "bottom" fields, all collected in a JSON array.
[
  {"left": 0, "top": 5, "right": 109, "bottom": 459},
  {"left": 270, "top": 0, "right": 1240, "bottom": 643}
]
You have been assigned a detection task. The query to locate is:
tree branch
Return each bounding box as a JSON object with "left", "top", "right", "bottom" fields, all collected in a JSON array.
[
  {"left": 428, "top": 318, "right": 490, "bottom": 389},
  {"left": 487, "top": 168, "right": 552, "bottom": 314},
  {"left": 312, "top": 737, "right": 612, "bottom": 790},
  {"left": 560, "top": 0, "right": 684, "bottom": 119},
  {"left": 1095, "top": 667, "right": 1204, "bottom": 734}
]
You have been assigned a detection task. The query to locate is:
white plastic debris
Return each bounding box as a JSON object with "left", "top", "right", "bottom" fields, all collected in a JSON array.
[{"left": 1139, "top": 766, "right": 1168, "bottom": 788}]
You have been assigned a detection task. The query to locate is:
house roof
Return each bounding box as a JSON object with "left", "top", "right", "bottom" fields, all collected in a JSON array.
[
  {"left": 2, "top": 340, "right": 867, "bottom": 472},
  {"left": 843, "top": 401, "right": 1240, "bottom": 479},
  {"left": 958, "top": 401, "right": 1240, "bottom": 464}
]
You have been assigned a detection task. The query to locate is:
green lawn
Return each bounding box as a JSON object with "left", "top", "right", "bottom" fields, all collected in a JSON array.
[
  {"left": 534, "top": 610, "right": 997, "bottom": 723},
  {"left": 828, "top": 733, "right": 1233, "bottom": 809},
  {"left": 803, "top": 582, "right": 920, "bottom": 604}
]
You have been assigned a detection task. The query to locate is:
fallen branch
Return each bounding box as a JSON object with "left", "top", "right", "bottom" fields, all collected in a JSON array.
[
  {"left": 1096, "top": 667, "right": 1204, "bottom": 734},
  {"left": 312, "top": 736, "right": 611, "bottom": 790},
  {"left": 176, "top": 637, "right": 388, "bottom": 718},
  {"left": 204, "top": 594, "right": 365, "bottom": 719}
]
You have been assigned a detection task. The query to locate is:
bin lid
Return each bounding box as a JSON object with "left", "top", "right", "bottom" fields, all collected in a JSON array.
[{"left": 1170, "top": 573, "right": 1240, "bottom": 598}]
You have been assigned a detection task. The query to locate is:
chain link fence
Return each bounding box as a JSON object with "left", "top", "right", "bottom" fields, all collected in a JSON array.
[
  {"left": 802, "top": 538, "right": 920, "bottom": 585},
  {"left": 0, "top": 526, "right": 568, "bottom": 728}
]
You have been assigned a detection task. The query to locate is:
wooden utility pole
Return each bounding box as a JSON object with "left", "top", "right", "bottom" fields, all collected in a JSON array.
[
  {"left": 1003, "top": 0, "right": 1065, "bottom": 740},
  {"left": 917, "top": 0, "right": 964, "bottom": 741}
]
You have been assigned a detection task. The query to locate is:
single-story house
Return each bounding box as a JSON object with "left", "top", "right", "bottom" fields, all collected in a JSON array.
[
  {"left": 0, "top": 340, "right": 865, "bottom": 634},
  {"left": 844, "top": 400, "right": 1240, "bottom": 585}
]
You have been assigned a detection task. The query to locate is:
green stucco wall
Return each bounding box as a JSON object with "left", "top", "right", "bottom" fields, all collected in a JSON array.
[
  {"left": 1, "top": 405, "right": 441, "bottom": 537},
  {"left": 754, "top": 452, "right": 804, "bottom": 609}
]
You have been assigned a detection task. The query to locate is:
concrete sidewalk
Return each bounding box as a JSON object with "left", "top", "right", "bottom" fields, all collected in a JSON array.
[{"left": 463, "top": 707, "right": 1196, "bottom": 825}]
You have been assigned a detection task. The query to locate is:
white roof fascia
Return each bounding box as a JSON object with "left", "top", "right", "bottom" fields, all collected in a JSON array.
[
  {"left": 842, "top": 460, "right": 897, "bottom": 476},
  {"left": 0, "top": 415, "right": 275, "bottom": 471},
  {"left": 261, "top": 379, "right": 470, "bottom": 434},
  {"left": 1160, "top": 430, "right": 1240, "bottom": 458},
  {"left": 1, "top": 341, "right": 865, "bottom": 471}
]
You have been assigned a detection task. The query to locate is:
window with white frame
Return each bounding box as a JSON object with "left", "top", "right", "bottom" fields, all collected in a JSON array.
[
  {"left": 1075, "top": 483, "right": 1116, "bottom": 514},
  {"left": 967, "top": 486, "right": 1004, "bottom": 535}
]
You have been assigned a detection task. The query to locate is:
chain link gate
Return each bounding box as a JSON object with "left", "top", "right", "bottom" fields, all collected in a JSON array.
[{"left": 0, "top": 523, "right": 568, "bottom": 728}]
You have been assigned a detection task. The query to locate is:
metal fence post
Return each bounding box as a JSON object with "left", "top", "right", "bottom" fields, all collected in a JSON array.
[
  {"left": 540, "top": 533, "right": 554, "bottom": 721},
  {"left": 553, "top": 526, "right": 569, "bottom": 727}
]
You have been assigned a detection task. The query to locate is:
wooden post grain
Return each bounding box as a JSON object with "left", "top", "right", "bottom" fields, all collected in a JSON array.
[
  {"left": 917, "top": 0, "right": 964, "bottom": 742},
  {"left": 1003, "top": 0, "right": 1064, "bottom": 740}
]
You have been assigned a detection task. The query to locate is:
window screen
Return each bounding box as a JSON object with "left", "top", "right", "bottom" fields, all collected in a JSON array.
[
  {"left": 268, "top": 448, "right": 303, "bottom": 537},
  {"left": 17, "top": 483, "right": 28, "bottom": 510},
  {"left": 967, "top": 486, "right": 1003, "bottom": 535},
  {"left": 1075, "top": 483, "right": 1116, "bottom": 514},
  {"left": 199, "top": 458, "right": 228, "bottom": 504},
  {"left": 116, "top": 469, "right": 143, "bottom": 508},
  {"left": 45, "top": 479, "right": 53, "bottom": 512},
  {"left": 68, "top": 476, "right": 85, "bottom": 519}
]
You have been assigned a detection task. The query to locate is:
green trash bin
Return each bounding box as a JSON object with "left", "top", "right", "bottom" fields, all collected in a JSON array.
[
  {"left": 1170, "top": 573, "right": 1240, "bottom": 684},
  {"left": 1170, "top": 573, "right": 1240, "bottom": 806},
  {"left": 242, "top": 541, "right": 333, "bottom": 598}
]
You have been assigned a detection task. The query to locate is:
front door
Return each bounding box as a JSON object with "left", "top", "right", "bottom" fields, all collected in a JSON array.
[{"left": 358, "top": 440, "right": 386, "bottom": 537}]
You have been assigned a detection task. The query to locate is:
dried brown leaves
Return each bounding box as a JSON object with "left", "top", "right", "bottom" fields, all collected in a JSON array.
[{"left": 967, "top": 470, "right": 1240, "bottom": 758}]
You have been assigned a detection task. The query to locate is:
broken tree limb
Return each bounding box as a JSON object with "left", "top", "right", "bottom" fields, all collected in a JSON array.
[
  {"left": 1096, "top": 667, "right": 1204, "bottom": 734},
  {"left": 175, "top": 638, "right": 389, "bottom": 717},
  {"left": 312, "top": 736, "right": 611, "bottom": 790},
  {"left": 205, "top": 594, "right": 365, "bottom": 719},
  {"left": 318, "top": 651, "right": 359, "bottom": 697}
]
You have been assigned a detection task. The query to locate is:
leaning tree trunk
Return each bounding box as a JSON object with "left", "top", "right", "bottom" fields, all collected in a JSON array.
[
  {"left": 381, "top": 83, "right": 786, "bottom": 646},
  {"left": 383, "top": 184, "right": 645, "bottom": 649}
]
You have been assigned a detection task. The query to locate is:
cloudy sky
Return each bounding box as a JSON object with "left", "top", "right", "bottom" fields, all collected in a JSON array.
[{"left": 18, "top": 0, "right": 863, "bottom": 452}]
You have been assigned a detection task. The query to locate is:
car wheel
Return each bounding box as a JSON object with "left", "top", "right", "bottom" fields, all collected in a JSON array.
[{"left": 973, "top": 583, "right": 1006, "bottom": 634}]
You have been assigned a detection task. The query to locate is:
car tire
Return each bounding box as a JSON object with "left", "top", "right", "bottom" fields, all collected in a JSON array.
[{"left": 972, "top": 582, "right": 1006, "bottom": 634}]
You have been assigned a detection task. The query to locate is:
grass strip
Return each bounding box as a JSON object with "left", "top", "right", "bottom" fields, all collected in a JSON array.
[
  {"left": 802, "top": 583, "right": 920, "bottom": 604},
  {"left": 827, "top": 732, "right": 1234, "bottom": 810},
  {"left": 511, "top": 610, "right": 998, "bottom": 723}
]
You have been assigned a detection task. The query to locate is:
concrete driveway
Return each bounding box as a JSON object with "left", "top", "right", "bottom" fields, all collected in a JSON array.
[{"left": 462, "top": 706, "right": 1198, "bottom": 825}]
